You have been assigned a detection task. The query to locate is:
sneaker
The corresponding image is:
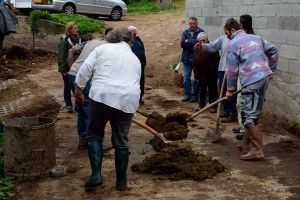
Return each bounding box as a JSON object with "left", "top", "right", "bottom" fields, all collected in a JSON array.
[
  {"left": 220, "top": 116, "right": 237, "bottom": 123},
  {"left": 66, "top": 106, "right": 73, "bottom": 113},
  {"left": 220, "top": 113, "right": 230, "bottom": 118},
  {"left": 181, "top": 96, "right": 191, "bottom": 102},
  {"left": 78, "top": 137, "right": 88, "bottom": 149}
]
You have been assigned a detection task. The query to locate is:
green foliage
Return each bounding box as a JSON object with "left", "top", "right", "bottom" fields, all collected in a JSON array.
[
  {"left": 288, "top": 119, "right": 298, "bottom": 129},
  {"left": 0, "top": 177, "right": 15, "bottom": 199},
  {"left": 51, "top": 14, "right": 105, "bottom": 35},
  {"left": 30, "top": 11, "right": 105, "bottom": 35},
  {"left": 0, "top": 119, "right": 3, "bottom": 134},
  {"left": 127, "top": 0, "right": 161, "bottom": 14},
  {"left": 30, "top": 10, "right": 53, "bottom": 34}
]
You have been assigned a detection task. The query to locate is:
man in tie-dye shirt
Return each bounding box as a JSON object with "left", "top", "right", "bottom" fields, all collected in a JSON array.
[{"left": 224, "top": 18, "right": 278, "bottom": 161}]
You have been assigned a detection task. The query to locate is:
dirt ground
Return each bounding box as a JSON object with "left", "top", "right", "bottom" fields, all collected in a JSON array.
[{"left": 1, "top": 4, "right": 300, "bottom": 200}]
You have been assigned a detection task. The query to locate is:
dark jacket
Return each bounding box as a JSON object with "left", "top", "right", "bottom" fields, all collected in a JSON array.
[
  {"left": 0, "top": 4, "right": 18, "bottom": 36},
  {"left": 180, "top": 26, "right": 204, "bottom": 64},
  {"left": 193, "top": 48, "right": 220, "bottom": 81},
  {"left": 131, "top": 36, "right": 146, "bottom": 68},
  {"left": 57, "top": 35, "right": 79, "bottom": 73}
]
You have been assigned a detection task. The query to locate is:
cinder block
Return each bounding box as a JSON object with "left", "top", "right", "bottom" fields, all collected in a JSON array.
[
  {"left": 287, "top": 31, "right": 300, "bottom": 46},
  {"left": 202, "top": 7, "right": 219, "bottom": 17},
  {"left": 291, "top": 4, "right": 300, "bottom": 16},
  {"left": 267, "top": 30, "right": 287, "bottom": 44},
  {"left": 297, "top": 46, "right": 300, "bottom": 61},
  {"left": 274, "top": 4, "right": 292, "bottom": 17},
  {"left": 281, "top": 17, "right": 299, "bottom": 31},
  {"left": 261, "top": 5, "right": 275, "bottom": 17},
  {"left": 267, "top": 17, "right": 281, "bottom": 29},
  {"left": 197, "top": 0, "right": 205, "bottom": 7},
  {"left": 253, "top": 17, "right": 267, "bottom": 29},
  {"left": 205, "top": 17, "right": 214, "bottom": 26},
  {"left": 240, "top": 5, "right": 262, "bottom": 17},
  {"left": 289, "top": 60, "right": 300, "bottom": 74},
  {"left": 204, "top": 0, "right": 212, "bottom": 7},
  {"left": 280, "top": 45, "right": 297, "bottom": 59},
  {"left": 242, "top": 0, "right": 254, "bottom": 5},
  {"left": 212, "top": 0, "right": 222, "bottom": 8},
  {"left": 252, "top": 0, "right": 281, "bottom": 4},
  {"left": 219, "top": 6, "right": 228, "bottom": 16},
  {"left": 195, "top": 7, "right": 202, "bottom": 16},
  {"left": 227, "top": 5, "right": 240, "bottom": 16},
  {"left": 222, "top": 0, "right": 241, "bottom": 5},
  {"left": 277, "top": 58, "right": 289, "bottom": 72}
]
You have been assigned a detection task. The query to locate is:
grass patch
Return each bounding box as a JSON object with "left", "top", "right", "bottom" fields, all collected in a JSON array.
[{"left": 127, "top": 0, "right": 184, "bottom": 15}]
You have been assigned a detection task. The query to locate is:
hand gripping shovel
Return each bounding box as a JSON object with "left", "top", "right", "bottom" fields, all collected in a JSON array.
[{"left": 186, "top": 89, "right": 242, "bottom": 122}]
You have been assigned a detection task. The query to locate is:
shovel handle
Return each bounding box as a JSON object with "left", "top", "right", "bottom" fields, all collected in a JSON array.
[
  {"left": 131, "top": 118, "right": 170, "bottom": 143},
  {"left": 186, "top": 89, "right": 242, "bottom": 122},
  {"left": 136, "top": 109, "right": 150, "bottom": 118}
]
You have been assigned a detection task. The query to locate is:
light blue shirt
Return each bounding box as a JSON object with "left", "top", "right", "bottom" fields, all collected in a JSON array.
[{"left": 202, "top": 35, "right": 229, "bottom": 72}]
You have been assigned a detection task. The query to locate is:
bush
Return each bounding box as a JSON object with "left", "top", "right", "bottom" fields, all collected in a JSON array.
[
  {"left": 51, "top": 14, "right": 105, "bottom": 35},
  {"left": 30, "top": 11, "right": 105, "bottom": 35}
]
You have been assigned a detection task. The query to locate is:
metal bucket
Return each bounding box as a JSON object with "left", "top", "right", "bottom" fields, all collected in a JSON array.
[{"left": 3, "top": 117, "right": 56, "bottom": 181}]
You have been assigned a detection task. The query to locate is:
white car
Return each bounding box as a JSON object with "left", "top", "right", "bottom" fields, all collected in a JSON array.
[{"left": 31, "top": 0, "right": 128, "bottom": 21}]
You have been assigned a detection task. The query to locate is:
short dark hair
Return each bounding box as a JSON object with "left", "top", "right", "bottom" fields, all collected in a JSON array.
[
  {"left": 240, "top": 14, "right": 255, "bottom": 34},
  {"left": 189, "top": 17, "right": 198, "bottom": 21},
  {"left": 224, "top": 18, "right": 240, "bottom": 31}
]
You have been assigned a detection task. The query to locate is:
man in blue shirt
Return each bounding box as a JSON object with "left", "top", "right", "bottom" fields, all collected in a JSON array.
[{"left": 180, "top": 17, "right": 204, "bottom": 103}]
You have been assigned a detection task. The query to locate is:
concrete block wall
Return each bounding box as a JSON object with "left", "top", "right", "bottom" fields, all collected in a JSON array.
[{"left": 186, "top": 0, "right": 300, "bottom": 120}]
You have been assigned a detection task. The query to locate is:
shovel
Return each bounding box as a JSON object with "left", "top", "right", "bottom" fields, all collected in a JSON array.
[
  {"left": 205, "top": 72, "right": 226, "bottom": 143},
  {"left": 185, "top": 89, "right": 241, "bottom": 122},
  {"left": 80, "top": 99, "right": 171, "bottom": 143},
  {"left": 131, "top": 118, "right": 172, "bottom": 143}
]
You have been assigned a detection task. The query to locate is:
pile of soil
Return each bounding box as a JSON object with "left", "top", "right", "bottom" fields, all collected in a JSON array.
[
  {"left": 131, "top": 141, "right": 225, "bottom": 181},
  {"left": 0, "top": 45, "right": 56, "bottom": 81}
]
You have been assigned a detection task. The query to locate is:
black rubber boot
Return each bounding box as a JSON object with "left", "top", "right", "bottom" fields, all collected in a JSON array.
[
  {"left": 115, "top": 148, "right": 129, "bottom": 191},
  {"left": 84, "top": 140, "right": 103, "bottom": 188}
]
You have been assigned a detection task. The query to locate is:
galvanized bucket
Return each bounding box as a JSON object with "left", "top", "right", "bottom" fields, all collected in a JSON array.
[{"left": 3, "top": 117, "right": 56, "bottom": 181}]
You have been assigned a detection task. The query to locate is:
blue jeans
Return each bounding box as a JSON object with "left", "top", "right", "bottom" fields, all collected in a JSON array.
[
  {"left": 218, "top": 71, "right": 237, "bottom": 117},
  {"left": 63, "top": 75, "right": 73, "bottom": 108},
  {"left": 87, "top": 100, "right": 133, "bottom": 148},
  {"left": 69, "top": 75, "right": 91, "bottom": 138},
  {"left": 183, "top": 62, "right": 200, "bottom": 99},
  {"left": 241, "top": 77, "right": 269, "bottom": 127}
]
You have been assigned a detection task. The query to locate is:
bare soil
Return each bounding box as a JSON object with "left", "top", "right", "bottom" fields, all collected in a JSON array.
[{"left": 1, "top": 6, "right": 300, "bottom": 200}]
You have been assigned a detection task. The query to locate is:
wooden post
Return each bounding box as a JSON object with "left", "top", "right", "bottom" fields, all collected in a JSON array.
[{"left": 157, "top": 0, "right": 172, "bottom": 9}]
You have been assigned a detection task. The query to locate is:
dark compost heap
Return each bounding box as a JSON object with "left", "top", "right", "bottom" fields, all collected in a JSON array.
[
  {"left": 131, "top": 141, "right": 225, "bottom": 181},
  {"left": 132, "top": 112, "right": 225, "bottom": 181}
]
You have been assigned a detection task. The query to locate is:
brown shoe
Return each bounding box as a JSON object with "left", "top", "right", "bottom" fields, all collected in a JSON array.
[
  {"left": 240, "top": 152, "right": 264, "bottom": 160},
  {"left": 220, "top": 116, "right": 237, "bottom": 123}
]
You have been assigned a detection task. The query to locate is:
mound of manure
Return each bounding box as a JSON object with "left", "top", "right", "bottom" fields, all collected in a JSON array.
[
  {"left": 165, "top": 112, "right": 190, "bottom": 128},
  {"left": 162, "top": 122, "right": 188, "bottom": 140},
  {"left": 131, "top": 142, "right": 225, "bottom": 181}
]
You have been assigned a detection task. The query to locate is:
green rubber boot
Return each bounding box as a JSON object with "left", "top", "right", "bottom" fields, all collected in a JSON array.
[
  {"left": 115, "top": 148, "right": 129, "bottom": 191},
  {"left": 84, "top": 140, "right": 103, "bottom": 188}
]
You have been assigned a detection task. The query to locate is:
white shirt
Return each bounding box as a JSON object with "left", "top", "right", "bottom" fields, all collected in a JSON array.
[{"left": 75, "top": 41, "right": 141, "bottom": 113}]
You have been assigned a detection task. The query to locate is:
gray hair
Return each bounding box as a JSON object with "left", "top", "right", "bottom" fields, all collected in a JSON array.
[
  {"left": 197, "top": 32, "right": 207, "bottom": 40},
  {"left": 106, "top": 28, "right": 132, "bottom": 43},
  {"left": 128, "top": 25, "right": 137, "bottom": 32}
]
